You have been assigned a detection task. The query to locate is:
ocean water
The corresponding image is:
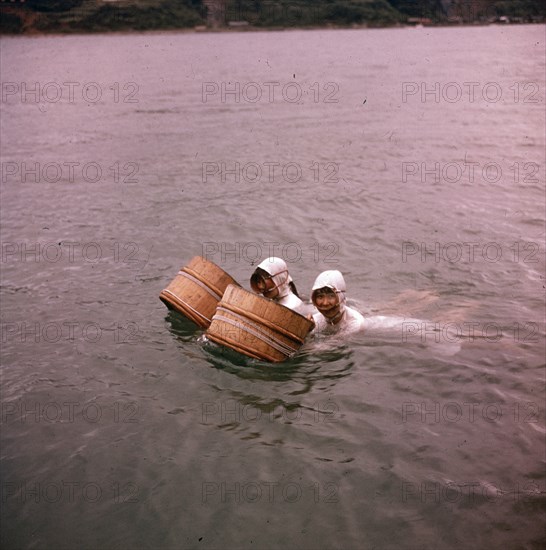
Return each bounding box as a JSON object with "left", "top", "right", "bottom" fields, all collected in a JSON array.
[{"left": 1, "top": 25, "right": 545, "bottom": 549}]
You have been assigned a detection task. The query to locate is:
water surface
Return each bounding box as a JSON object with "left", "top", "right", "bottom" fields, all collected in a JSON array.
[{"left": 1, "top": 25, "right": 545, "bottom": 550}]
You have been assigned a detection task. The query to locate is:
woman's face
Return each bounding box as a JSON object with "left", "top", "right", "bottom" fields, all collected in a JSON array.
[
  {"left": 253, "top": 271, "right": 279, "bottom": 299},
  {"left": 313, "top": 287, "right": 340, "bottom": 320}
]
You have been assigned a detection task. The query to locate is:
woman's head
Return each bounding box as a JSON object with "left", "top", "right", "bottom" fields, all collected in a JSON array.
[
  {"left": 250, "top": 267, "right": 278, "bottom": 299},
  {"left": 311, "top": 270, "right": 346, "bottom": 324},
  {"left": 250, "top": 257, "right": 294, "bottom": 300}
]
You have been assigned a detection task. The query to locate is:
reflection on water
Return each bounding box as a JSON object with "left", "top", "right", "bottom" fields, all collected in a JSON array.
[
  {"left": 200, "top": 328, "right": 354, "bottom": 384},
  {"left": 164, "top": 309, "right": 201, "bottom": 342},
  {"left": 164, "top": 297, "right": 356, "bottom": 386}
]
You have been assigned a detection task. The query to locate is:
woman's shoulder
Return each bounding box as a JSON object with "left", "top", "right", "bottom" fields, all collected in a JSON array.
[
  {"left": 279, "top": 292, "right": 303, "bottom": 310},
  {"left": 344, "top": 306, "right": 366, "bottom": 330}
]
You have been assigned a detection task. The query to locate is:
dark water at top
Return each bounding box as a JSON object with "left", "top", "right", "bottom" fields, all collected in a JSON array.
[{"left": 1, "top": 25, "right": 545, "bottom": 549}]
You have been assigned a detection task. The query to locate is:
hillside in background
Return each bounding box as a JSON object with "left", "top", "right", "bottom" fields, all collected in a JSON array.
[
  {"left": 1, "top": 0, "right": 544, "bottom": 34},
  {"left": 0, "top": 0, "right": 205, "bottom": 33}
]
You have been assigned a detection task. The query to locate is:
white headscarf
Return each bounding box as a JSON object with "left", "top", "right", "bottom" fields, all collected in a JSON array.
[
  {"left": 311, "top": 270, "right": 347, "bottom": 313},
  {"left": 253, "top": 257, "right": 293, "bottom": 299}
]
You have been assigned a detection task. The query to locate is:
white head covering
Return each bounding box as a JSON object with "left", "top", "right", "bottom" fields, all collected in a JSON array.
[
  {"left": 253, "top": 257, "right": 293, "bottom": 299},
  {"left": 311, "top": 270, "right": 347, "bottom": 312}
]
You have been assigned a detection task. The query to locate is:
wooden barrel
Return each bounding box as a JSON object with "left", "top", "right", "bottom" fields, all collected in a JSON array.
[
  {"left": 206, "top": 285, "right": 314, "bottom": 363},
  {"left": 159, "top": 257, "right": 240, "bottom": 328}
]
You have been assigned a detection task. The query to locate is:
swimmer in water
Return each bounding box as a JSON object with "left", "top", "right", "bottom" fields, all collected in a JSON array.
[
  {"left": 310, "top": 270, "right": 365, "bottom": 335},
  {"left": 250, "top": 257, "right": 305, "bottom": 313}
]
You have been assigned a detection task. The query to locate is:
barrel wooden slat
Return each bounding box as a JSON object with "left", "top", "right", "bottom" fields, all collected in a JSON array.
[
  {"left": 206, "top": 334, "right": 278, "bottom": 363},
  {"left": 206, "top": 285, "right": 314, "bottom": 362},
  {"left": 159, "top": 257, "right": 240, "bottom": 328},
  {"left": 218, "top": 301, "right": 306, "bottom": 344}
]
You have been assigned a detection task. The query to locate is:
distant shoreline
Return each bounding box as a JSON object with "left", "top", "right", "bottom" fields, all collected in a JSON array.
[
  {"left": 1, "top": 0, "right": 544, "bottom": 37},
  {"left": 1, "top": 20, "right": 544, "bottom": 38}
]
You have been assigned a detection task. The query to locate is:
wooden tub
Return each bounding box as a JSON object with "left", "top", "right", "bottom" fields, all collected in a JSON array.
[
  {"left": 159, "top": 256, "right": 240, "bottom": 328},
  {"left": 206, "top": 284, "right": 314, "bottom": 362}
]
